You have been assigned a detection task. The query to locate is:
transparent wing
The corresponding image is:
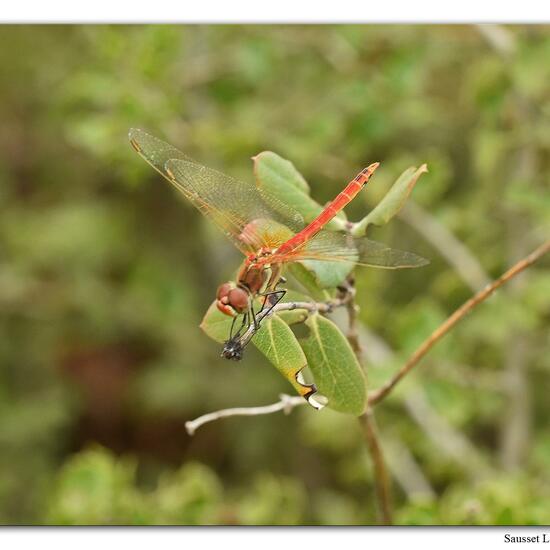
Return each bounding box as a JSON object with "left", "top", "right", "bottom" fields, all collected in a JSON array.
[
  {"left": 129, "top": 128, "right": 304, "bottom": 254},
  {"left": 165, "top": 159, "right": 304, "bottom": 253},
  {"left": 269, "top": 230, "right": 429, "bottom": 269},
  {"left": 129, "top": 127, "right": 195, "bottom": 171}
]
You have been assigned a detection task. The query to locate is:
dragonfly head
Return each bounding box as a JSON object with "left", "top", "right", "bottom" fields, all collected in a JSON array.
[{"left": 216, "top": 282, "right": 250, "bottom": 316}]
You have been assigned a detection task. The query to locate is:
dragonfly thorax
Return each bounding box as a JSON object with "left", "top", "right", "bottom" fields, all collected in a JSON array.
[
  {"left": 240, "top": 261, "right": 272, "bottom": 293},
  {"left": 245, "top": 247, "right": 276, "bottom": 265}
]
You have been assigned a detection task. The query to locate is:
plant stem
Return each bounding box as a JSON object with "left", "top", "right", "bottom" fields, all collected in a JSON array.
[
  {"left": 343, "top": 277, "right": 365, "bottom": 365},
  {"left": 185, "top": 394, "right": 306, "bottom": 435},
  {"left": 344, "top": 275, "right": 393, "bottom": 525},
  {"left": 368, "top": 239, "right": 550, "bottom": 406},
  {"left": 358, "top": 410, "right": 393, "bottom": 525}
]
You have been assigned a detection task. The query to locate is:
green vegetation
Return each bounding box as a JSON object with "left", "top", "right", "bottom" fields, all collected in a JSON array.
[{"left": 0, "top": 25, "right": 549, "bottom": 525}]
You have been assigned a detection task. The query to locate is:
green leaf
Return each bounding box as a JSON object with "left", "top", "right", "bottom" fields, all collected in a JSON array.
[
  {"left": 254, "top": 151, "right": 346, "bottom": 230},
  {"left": 289, "top": 253, "right": 354, "bottom": 292},
  {"left": 252, "top": 314, "right": 314, "bottom": 400},
  {"left": 276, "top": 308, "right": 309, "bottom": 326},
  {"left": 200, "top": 300, "right": 234, "bottom": 344},
  {"left": 287, "top": 263, "right": 332, "bottom": 299},
  {"left": 299, "top": 259, "right": 354, "bottom": 289},
  {"left": 276, "top": 290, "right": 312, "bottom": 326},
  {"left": 353, "top": 164, "right": 428, "bottom": 235},
  {"left": 254, "top": 151, "right": 310, "bottom": 194},
  {"left": 300, "top": 314, "right": 367, "bottom": 415},
  {"left": 200, "top": 301, "right": 315, "bottom": 401}
]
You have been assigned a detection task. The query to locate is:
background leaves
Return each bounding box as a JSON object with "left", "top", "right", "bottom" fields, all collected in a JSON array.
[{"left": 0, "top": 24, "right": 549, "bottom": 525}]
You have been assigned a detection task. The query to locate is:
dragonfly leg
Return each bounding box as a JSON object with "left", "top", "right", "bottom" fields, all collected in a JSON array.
[
  {"left": 250, "top": 301, "right": 260, "bottom": 330},
  {"left": 222, "top": 291, "right": 285, "bottom": 361},
  {"left": 257, "top": 289, "right": 287, "bottom": 320},
  {"left": 222, "top": 311, "right": 250, "bottom": 361},
  {"left": 229, "top": 315, "right": 238, "bottom": 340},
  {"left": 231, "top": 311, "right": 249, "bottom": 339}
]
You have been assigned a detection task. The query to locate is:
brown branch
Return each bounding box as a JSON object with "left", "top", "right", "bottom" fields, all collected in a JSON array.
[
  {"left": 185, "top": 394, "right": 306, "bottom": 435},
  {"left": 368, "top": 239, "right": 550, "bottom": 406},
  {"left": 358, "top": 410, "right": 393, "bottom": 525},
  {"left": 343, "top": 277, "right": 365, "bottom": 365},
  {"left": 343, "top": 276, "right": 393, "bottom": 524}
]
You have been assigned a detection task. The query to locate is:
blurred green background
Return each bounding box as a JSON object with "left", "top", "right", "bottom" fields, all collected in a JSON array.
[{"left": 0, "top": 24, "right": 549, "bottom": 525}]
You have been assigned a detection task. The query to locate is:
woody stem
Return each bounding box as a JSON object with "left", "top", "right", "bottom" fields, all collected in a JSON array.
[{"left": 343, "top": 276, "right": 393, "bottom": 525}]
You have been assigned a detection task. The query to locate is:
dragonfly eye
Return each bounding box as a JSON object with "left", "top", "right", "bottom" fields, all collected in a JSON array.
[
  {"left": 216, "top": 283, "right": 249, "bottom": 315},
  {"left": 217, "top": 282, "right": 234, "bottom": 300},
  {"left": 216, "top": 282, "right": 237, "bottom": 316},
  {"left": 227, "top": 287, "right": 249, "bottom": 313}
]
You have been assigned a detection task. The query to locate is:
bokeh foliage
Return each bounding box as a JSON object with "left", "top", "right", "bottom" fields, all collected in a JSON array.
[{"left": 0, "top": 25, "right": 549, "bottom": 525}]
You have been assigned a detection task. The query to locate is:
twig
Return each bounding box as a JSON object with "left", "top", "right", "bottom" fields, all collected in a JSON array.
[
  {"left": 234, "top": 289, "right": 355, "bottom": 349},
  {"left": 368, "top": 239, "right": 550, "bottom": 406},
  {"left": 271, "top": 297, "right": 349, "bottom": 315},
  {"left": 358, "top": 410, "right": 393, "bottom": 525},
  {"left": 343, "top": 277, "right": 365, "bottom": 365},
  {"left": 185, "top": 394, "right": 306, "bottom": 436},
  {"left": 343, "top": 275, "right": 393, "bottom": 524}
]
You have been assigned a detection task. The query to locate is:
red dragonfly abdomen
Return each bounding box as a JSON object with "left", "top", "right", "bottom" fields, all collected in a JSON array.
[{"left": 274, "top": 162, "right": 380, "bottom": 257}]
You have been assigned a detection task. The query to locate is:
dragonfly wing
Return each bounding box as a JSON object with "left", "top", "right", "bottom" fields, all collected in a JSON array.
[
  {"left": 354, "top": 235, "right": 429, "bottom": 268},
  {"left": 271, "top": 231, "right": 429, "bottom": 269},
  {"left": 165, "top": 159, "right": 302, "bottom": 253},
  {"left": 129, "top": 129, "right": 304, "bottom": 254},
  {"left": 129, "top": 128, "right": 196, "bottom": 173}
]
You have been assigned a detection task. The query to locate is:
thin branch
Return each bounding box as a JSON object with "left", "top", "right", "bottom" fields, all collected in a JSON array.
[
  {"left": 185, "top": 394, "right": 306, "bottom": 436},
  {"left": 368, "top": 239, "right": 550, "bottom": 406},
  {"left": 234, "top": 288, "right": 355, "bottom": 349},
  {"left": 343, "top": 275, "right": 393, "bottom": 524},
  {"left": 343, "top": 277, "right": 365, "bottom": 365},
  {"left": 271, "top": 297, "right": 350, "bottom": 315},
  {"left": 358, "top": 410, "right": 393, "bottom": 525}
]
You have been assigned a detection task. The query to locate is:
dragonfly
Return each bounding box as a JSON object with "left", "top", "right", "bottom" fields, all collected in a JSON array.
[{"left": 129, "top": 129, "right": 428, "bottom": 362}]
